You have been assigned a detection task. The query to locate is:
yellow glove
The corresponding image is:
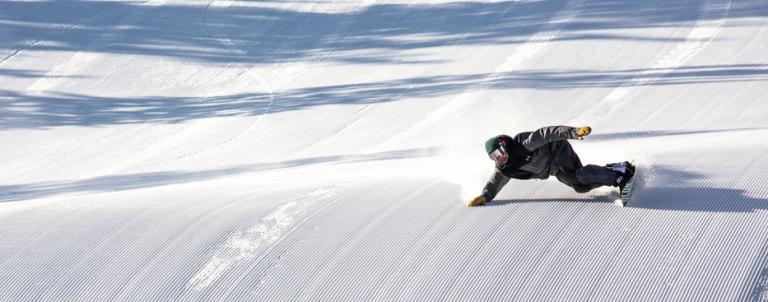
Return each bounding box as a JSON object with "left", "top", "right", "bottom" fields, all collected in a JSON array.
[
  {"left": 574, "top": 126, "right": 592, "bottom": 140},
  {"left": 467, "top": 195, "right": 487, "bottom": 207}
]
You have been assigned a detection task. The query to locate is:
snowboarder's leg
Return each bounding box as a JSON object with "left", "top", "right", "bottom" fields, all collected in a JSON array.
[
  {"left": 574, "top": 164, "right": 621, "bottom": 187},
  {"left": 555, "top": 172, "right": 594, "bottom": 193},
  {"left": 552, "top": 141, "right": 622, "bottom": 192}
]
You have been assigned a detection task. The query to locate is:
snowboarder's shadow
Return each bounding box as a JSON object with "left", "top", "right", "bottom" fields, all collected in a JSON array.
[
  {"left": 488, "top": 166, "right": 768, "bottom": 213},
  {"left": 627, "top": 166, "right": 768, "bottom": 213},
  {"left": 488, "top": 195, "right": 611, "bottom": 207}
]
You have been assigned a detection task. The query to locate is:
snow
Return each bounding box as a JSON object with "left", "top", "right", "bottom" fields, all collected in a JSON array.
[{"left": 1, "top": 0, "right": 768, "bottom": 301}]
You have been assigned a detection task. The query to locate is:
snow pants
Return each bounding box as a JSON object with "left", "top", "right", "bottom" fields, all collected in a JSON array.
[{"left": 552, "top": 140, "right": 620, "bottom": 193}]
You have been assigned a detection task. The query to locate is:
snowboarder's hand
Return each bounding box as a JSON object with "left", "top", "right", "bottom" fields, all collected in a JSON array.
[
  {"left": 467, "top": 195, "right": 487, "bottom": 207},
  {"left": 574, "top": 126, "right": 592, "bottom": 140}
]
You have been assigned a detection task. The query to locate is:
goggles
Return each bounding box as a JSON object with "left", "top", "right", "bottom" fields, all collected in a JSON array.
[{"left": 488, "top": 145, "right": 507, "bottom": 161}]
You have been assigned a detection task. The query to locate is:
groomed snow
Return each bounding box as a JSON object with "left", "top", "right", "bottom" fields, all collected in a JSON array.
[{"left": 1, "top": 0, "right": 767, "bottom": 301}]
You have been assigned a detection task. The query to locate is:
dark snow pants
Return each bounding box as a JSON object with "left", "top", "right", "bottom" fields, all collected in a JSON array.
[{"left": 553, "top": 140, "right": 620, "bottom": 193}]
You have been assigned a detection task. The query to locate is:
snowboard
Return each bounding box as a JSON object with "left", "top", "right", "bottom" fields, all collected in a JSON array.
[{"left": 614, "top": 160, "right": 638, "bottom": 207}]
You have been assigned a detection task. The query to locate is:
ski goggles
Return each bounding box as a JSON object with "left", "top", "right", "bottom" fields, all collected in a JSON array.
[{"left": 488, "top": 145, "right": 507, "bottom": 162}]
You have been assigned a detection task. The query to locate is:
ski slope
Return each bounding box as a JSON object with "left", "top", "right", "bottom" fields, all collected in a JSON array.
[{"left": 1, "top": 0, "right": 768, "bottom": 300}]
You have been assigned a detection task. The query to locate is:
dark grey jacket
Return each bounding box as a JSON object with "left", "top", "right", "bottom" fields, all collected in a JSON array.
[{"left": 482, "top": 126, "right": 581, "bottom": 201}]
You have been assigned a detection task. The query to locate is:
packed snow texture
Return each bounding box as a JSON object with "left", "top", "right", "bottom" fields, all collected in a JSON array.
[{"left": 1, "top": 0, "right": 768, "bottom": 301}]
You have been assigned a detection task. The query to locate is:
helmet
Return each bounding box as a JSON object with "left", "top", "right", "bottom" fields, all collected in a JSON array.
[
  {"left": 484, "top": 136, "right": 501, "bottom": 154},
  {"left": 484, "top": 136, "right": 508, "bottom": 163},
  {"left": 485, "top": 135, "right": 533, "bottom": 168}
]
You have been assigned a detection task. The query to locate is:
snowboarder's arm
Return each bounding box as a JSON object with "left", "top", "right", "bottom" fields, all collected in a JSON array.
[
  {"left": 519, "top": 125, "right": 584, "bottom": 151},
  {"left": 482, "top": 170, "right": 511, "bottom": 202}
]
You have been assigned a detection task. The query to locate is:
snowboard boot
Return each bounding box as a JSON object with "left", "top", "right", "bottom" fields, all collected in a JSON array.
[
  {"left": 606, "top": 162, "right": 626, "bottom": 187},
  {"left": 613, "top": 161, "right": 636, "bottom": 192},
  {"left": 606, "top": 161, "right": 628, "bottom": 174}
]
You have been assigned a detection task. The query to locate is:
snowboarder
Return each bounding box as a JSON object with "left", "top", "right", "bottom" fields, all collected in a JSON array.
[{"left": 467, "top": 125, "right": 635, "bottom": 206}]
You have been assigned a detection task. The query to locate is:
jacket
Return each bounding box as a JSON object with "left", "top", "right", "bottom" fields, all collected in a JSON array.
[{"left": 482, "top": 125, "right": 580, "bottom": 201}]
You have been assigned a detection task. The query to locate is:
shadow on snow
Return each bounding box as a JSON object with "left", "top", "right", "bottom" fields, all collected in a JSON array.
[
  {"left": 2, "top": 0, "right": 755, "bottom": 66},
  {"left": 490, "top": 164, "right": 768, "bottom": 213},
  {"left": 2, "top": 63, "right": 767, "bottom": 129},
  {"left": 2, "top": 0, "right": 767, "bottom": 128},
  {"left": 0, "top": 147, "right": 438, "bottom": 202},
  {"left": 589, "top": 127, "right": 767, "bottom": 141}
]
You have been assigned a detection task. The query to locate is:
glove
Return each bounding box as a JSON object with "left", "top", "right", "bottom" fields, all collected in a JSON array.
[
  {"left": 467, "top": 195, "right": 487, "bottom": 207},
  {"left": 574, "top": 126, "right": 591, "bottom": 140}
]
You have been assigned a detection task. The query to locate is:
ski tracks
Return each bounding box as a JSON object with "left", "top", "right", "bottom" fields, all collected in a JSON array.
[{"left": 181, "top": 182, "right": 358, "bottom": 299}]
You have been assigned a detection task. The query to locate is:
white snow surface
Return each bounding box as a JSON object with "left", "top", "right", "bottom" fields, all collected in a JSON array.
[{"left": 1, "top": 0, "right": 768, "bottom": 301}]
